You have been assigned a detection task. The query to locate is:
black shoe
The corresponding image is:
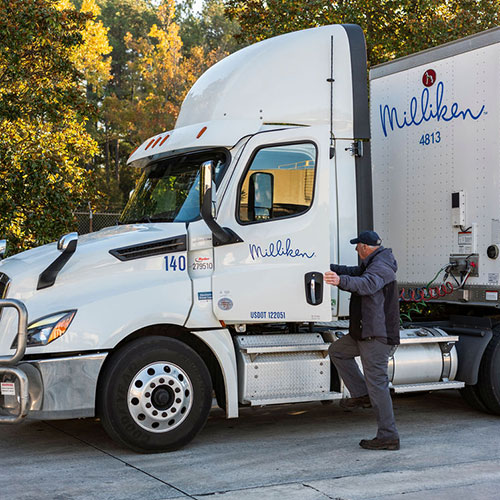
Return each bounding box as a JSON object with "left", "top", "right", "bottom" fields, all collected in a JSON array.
[
  {"left": 359, "top": 437, "right": 400, "bottom": 450},
  {"left": 339, "top": 395, "right": 372, "bottom": 409}
]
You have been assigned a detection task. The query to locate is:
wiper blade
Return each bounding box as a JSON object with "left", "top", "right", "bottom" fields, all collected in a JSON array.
[
  {"left": 149, "top": 215, "right": 173, "bottom": 222},
  {"left": 120, "top": 216, "right": 153, "bottom": 224},
  {"left": 120, "top": 215, "right": 172, "bottom": 224}
]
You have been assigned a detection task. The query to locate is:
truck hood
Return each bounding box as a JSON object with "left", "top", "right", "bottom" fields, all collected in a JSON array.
[{"left": 0, "top": 223, "right": 187, "bottom": 299}]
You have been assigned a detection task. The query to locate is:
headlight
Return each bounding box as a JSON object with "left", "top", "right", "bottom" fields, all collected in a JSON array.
[{"left": 14, "top": 311, "right": 77, "bottom": 347}]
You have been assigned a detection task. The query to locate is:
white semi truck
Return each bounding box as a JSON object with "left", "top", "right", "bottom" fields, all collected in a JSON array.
[{"left": 0, "top": 24, "right": 497, "bottom": 452}]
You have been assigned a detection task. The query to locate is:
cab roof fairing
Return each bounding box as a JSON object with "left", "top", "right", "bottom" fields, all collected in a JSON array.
[
  {"left": 128, "top": 24, "right": 364, "bottom": 167},
  {"left": 175, "top": 24, "right": 357, "bottom": 138}
]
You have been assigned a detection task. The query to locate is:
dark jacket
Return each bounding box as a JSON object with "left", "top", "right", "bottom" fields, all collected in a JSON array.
[{"left": 331, "top": 246, "right": 400, "bottom": 345}]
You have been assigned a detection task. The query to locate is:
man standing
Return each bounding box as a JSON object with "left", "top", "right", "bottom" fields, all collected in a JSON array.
[{"left": 325, "top": 230, "right": 400, "bottom": 451}]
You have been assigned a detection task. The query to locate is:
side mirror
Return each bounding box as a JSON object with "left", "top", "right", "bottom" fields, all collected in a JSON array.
[
  {"left": 57, "top": 232, "right": 78, "bottom": 252},
  {"left": 0, "top": 239, "right": 6, "bottom": 260},
  {"left": 200, "top": 161, "right": 216, "bottom": 218},
  {"left": 248, "top": 172, "right": 274, "bottom": 221}
]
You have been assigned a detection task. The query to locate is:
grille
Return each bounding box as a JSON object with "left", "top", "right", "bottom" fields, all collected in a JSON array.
[
  {"left": 0, "top": 273, "right": 10, "bottom": 299},
  {"left": 0, "top": 272, "right": 11, "bottom": 320},
  {"left": 109, "top": 235, "right": 187, "bottom": 262}
]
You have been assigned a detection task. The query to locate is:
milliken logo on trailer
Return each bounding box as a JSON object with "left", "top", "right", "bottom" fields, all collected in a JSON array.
[{"left": 379, "top": 70, "right": 486, "bottom": 137}]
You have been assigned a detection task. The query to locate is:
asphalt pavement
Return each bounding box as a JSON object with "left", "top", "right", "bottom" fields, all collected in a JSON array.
[{"left": 1, "top": 390, "right": 499, "bottom": 499}]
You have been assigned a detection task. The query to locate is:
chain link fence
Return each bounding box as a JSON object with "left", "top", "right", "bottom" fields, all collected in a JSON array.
[{"left": 75, "top": 208, "right": 124, "bottom": 234}]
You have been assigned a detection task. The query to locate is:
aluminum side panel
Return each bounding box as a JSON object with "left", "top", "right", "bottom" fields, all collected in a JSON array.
[{"left": 370, "top": 41, "right": 500, "bottom": 288}]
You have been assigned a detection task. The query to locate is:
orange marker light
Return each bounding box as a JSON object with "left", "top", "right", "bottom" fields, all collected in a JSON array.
[
  {"left": 159, "top": 134, "right": 170, "bottom": 146},
  {"left": 128, "top": 146, "right": 138, "bottom": 160},
  {"left": 48, "top": 312, "right": 76, "bottom": 344},
  {"left": 151, "top": 136, "right": 163, "bottom": 148},
  {"left": 144, "top": 138, "right": 156, "bottom": 150},
  {"left": 197, "top": 126, "right": 207, "bottom": 139}
]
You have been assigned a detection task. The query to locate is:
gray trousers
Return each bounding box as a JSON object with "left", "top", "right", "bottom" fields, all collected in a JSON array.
[{"left": 329, "top": 334, "right": 399, "bottom": 440}]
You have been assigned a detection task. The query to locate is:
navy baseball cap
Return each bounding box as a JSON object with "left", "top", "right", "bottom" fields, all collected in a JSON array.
[{"left": 350, "top": 230, "right": 382, "bottom": 246}]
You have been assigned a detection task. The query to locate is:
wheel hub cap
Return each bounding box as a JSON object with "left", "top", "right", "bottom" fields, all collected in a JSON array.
[
  {"left": 128, "top": 362, "right": 193, "bottom": 433},
  {"left": 151, "top": 385, "right": 174, "bottom": 410}
]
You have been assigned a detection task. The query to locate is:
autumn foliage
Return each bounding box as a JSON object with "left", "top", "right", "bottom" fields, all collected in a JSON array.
[
  {"left": 225, "top": 0, "right": 500, "bottom": 66},
  {"left": 1, "top": 0, "right": 500, "bottom": 255},
  {"left": 0, "top": 0, "right": 99, "bottom": 254},
  {"left": 0, "top": 0, "right": 233, "bottom": 254}
]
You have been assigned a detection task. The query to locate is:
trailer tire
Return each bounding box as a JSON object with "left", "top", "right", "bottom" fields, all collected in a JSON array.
[
  {"left": 477, "top": 329, "right": 500, "bottom": 415},
  {"left": 98, "top": 336, "right": 212, "bottom": 452}
]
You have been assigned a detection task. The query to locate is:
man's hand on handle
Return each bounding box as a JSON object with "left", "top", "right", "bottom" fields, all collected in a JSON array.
[{"left": 324, "top": 270, "right": 340, "bottom": 286}]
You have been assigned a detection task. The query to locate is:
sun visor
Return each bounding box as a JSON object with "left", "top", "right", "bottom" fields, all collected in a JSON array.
[{"left": 127, "top": 119, "right": 262, "bottom": 167}]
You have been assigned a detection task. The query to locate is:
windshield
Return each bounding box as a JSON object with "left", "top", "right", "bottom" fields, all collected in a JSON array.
[{"left": 120, "top": 150, "right": 228, "bottom": 224}]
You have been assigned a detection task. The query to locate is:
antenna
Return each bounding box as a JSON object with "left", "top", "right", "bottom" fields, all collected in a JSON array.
[{"left": 327, "top": 35, "right": 335, "bottom": 159}]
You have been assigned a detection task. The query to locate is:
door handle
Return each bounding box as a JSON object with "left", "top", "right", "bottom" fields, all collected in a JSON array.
[
  {"left": 304, "top": 272, "right": 323, "bottom": 306},
  {"left": 310, "top": 277, "right": 316, "bottom": 305}
]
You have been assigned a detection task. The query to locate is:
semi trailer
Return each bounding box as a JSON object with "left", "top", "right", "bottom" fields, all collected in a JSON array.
[
  {"left": 370, "top": 26, "right": 500, "bottom": 415},
  {"left": 0, "top": 24, "right": 498, "bottom": 452}
]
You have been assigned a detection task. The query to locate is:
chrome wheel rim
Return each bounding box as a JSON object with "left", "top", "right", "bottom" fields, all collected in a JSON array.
[{"left": 128, "top": 362, "right": 193, "bottom": 433}]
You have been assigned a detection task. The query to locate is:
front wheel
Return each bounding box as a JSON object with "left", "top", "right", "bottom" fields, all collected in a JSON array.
[{"left": 98, "top": 336, "right": 212, "bottom": 452}]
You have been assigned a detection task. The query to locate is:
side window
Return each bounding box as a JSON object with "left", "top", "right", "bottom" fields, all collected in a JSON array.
[{"left": 238, "top": 143, "right": 316, "bottom": 223}]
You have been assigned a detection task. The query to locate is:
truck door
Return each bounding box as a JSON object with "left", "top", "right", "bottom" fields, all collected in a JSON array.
[{"left": 212, "top": 126, "right": 332, "bottom": 323}]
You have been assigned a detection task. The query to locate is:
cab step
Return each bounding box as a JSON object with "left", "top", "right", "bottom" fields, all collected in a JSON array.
[
  {"left": 235, "top": 334, "right": 332, "bottom": 405},
  {"left": 392, "top": 380, "right": 465, "bottom": 393},
  {"left": 249, "top": 392, "right": 342, "bottom": 406}
]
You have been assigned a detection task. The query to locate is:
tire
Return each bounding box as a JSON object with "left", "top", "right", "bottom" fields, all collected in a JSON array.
[
  {"left": 320, "top": 400, "right": 334, "bottom": 406},
  {"left": 460, "top": 384, "right": 491, "bottom": 413},
  {"left": 477, "top": 329, "right": 500, "bottom": 414},
  {"left": 214, "top": 369, "right": 227, "bottom": 411},
  {"left": 98, "top": 336, "right": 212, "bottom": 452}
]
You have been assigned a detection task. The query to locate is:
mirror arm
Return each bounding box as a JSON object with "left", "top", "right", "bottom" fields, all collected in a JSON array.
[
  {"left": 201, "top": 189, "right": 243, "bottom": 246},
  {"left": 37, "top": 237, "right": 78, "bottom": 290}
]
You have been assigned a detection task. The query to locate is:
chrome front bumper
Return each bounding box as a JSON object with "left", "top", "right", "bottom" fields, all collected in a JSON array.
[
  {"left": 0, "top": 299, "right": 108, "bottom": 422},
  {"left": 0, "top": 299, "right": 29, "bottom": 423}
]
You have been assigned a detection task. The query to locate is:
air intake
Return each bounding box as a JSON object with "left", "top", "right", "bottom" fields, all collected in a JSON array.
[{"left": 109, "top": 235, "right": 187, "bottom": 262}]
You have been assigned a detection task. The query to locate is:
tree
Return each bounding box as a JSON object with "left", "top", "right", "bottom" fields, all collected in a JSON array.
[
  {"left": 99, "top": 0, "right": 228, "bottom": 190},
  {"left": 68, "top": 0, "right": 113, "bottom": 95},
  {"left": 225, "top": 0, "right": 500, "bottom": 66},
  {"left": 85, "top": 0, "right": 160, "bottom": 209},
  {"left": 179, "top": 0, "right": 241, "bottom": 55},
  {"left": 98, "top": 0, "right": 159, "bottom": 98},
  {"left": 79, "top": 1, "right": 241, "bottom": 212},
  {"left": 0, "top": 0, "right": 99, "bottom": 254}
]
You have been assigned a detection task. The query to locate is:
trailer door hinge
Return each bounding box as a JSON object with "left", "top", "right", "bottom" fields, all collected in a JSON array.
[{"left": 345, "top": 140, "right": 363, "bottom": 157}]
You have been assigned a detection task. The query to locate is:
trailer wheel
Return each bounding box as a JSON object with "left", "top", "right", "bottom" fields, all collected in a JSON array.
[
  {"left": 98, "top": 336, "right": 212, "bottom": 452},
  {"left": 477, "top": 329, "right": 500, "bottom": 415},
  {"left": 460, "top": 384, "right": 491, "bottom": 413}
]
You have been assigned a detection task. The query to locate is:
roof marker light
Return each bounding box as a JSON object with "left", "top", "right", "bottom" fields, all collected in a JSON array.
[
  {"left": 128, "top": 146, "right": 138, "bottom": 160},
  {"left": 151, "top": 136, "right": 163, "bottom": 148},
  {"left": 144, "top": 138, "right": 156, "bottom": 150},
  {"left": 159, "top": 134, "right": 170, "bottom": 146},
  {"left": 197, "top": 126, "right": 207, "bottom": 139}
]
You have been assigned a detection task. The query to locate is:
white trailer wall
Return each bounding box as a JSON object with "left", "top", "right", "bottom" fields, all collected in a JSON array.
[{"left": 370, "top": 28, "right": 500, "bottom": 299}]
